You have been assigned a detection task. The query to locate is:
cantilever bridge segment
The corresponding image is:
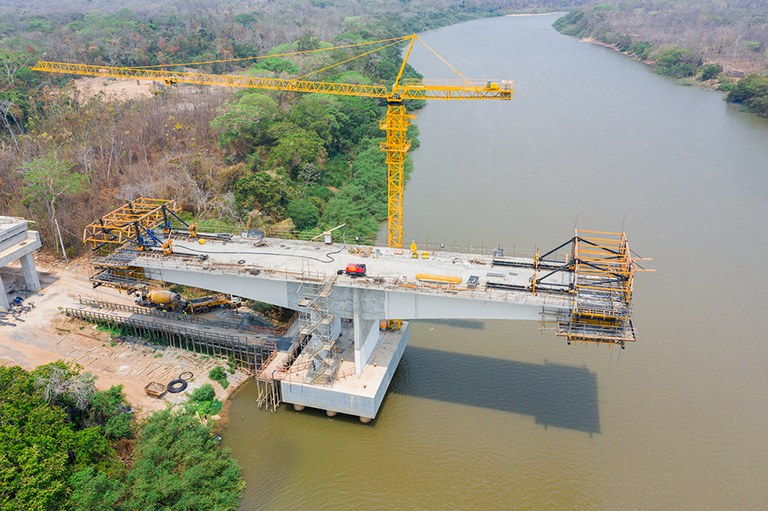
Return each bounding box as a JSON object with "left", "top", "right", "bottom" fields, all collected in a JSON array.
[{"left": 80, "top": 199, "right": 647, "bottom": 422}]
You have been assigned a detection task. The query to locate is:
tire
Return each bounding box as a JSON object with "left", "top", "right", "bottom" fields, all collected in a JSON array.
[
  {"left": 167, "top": 379, "right": 188, "bottom": 393},
  {"left": 178, "top": 371, "right": 194, "bottom": 381}
]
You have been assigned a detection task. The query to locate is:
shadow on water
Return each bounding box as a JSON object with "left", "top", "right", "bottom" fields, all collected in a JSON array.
[
  {"left": 390, "top": 346, "right": 601, "bottom": 434},
  {"left": 420, "top": 319, "right": 486, "bottom": 330}
]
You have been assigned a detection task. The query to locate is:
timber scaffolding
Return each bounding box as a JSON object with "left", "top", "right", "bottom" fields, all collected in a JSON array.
[{"left": 64, "top": 300, "right": 279, "bottom": 371}]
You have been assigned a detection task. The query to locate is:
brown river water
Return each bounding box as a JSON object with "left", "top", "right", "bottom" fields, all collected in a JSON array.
[{"left": 223, "top": 14, "right": 768, "bottom": 510}]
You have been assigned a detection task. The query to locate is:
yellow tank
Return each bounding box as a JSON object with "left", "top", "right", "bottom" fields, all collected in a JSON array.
[
  {"left": 415, "top": 274, "right": 462, "bottom": 284},
  {"left": 146, "top": 290, "right": 181, "bottom": 305}
]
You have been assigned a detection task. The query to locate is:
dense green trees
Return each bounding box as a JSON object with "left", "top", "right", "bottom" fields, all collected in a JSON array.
[
  {"left": 727, "top": 74, "right": 768, "bottom": 115},
  {"left": 0, "top": 363, "right": 127, "bottom": 510},
  {"left": 654, "top": 48, "right": 698, "bottom": 78},
  {"left": 0, "top": 364, "right": 243, "bottom": 510},
  {"left": 211, "top": 93, "right": 280, "bottom": 160},
  {"left": 120, "top": 410, "right": 242, "bottom": 511}
]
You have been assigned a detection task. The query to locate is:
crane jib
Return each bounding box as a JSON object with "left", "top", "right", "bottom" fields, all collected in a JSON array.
[{"left": 32, "top": 56, "right": 513, "bottom": 248}]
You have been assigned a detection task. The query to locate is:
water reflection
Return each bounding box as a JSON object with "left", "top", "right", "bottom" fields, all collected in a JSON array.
[{"left": 391, "top": 346, "right": 600, "bottom": 434}]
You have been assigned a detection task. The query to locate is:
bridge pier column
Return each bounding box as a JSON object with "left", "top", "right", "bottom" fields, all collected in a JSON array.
[
  {"left": 20, "top": 253, "right": 40, "bottom": 292},
  {"left": 0, "top": 273, "right": 9, "bottom": 310},
  {"left": 353, "top": 288, "right": 363, "bottom": 374},
  {"left": 352, "top": 288, "right": 377, "bottom": 375}
]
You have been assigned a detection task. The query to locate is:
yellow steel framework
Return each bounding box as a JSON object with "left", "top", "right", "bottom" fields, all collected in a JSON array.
[
  {"left": 82, "top": 198, "right": 179, "bottom": 249},
  {"left": 33, "top": 34, "right": 513, "bottom": 248},
  {"left": 561, "top": 229, "right": 638, "bottom": 346}
]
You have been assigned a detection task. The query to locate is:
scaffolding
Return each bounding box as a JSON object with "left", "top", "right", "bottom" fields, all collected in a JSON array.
[
  {"left": 539, "top": 229, "right": 642, "bottom": 347},
  {"left": 296, "top": 273, "right": 342, "bottom": 385}
]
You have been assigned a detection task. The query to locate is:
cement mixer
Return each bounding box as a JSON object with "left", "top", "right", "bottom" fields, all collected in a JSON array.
[{"left": 134, "top": 289, "right": 184, "bottom": 312}]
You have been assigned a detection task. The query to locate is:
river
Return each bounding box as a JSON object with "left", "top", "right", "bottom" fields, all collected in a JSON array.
[{"left": 223, "top": 14, "right": 768, "bottom": 510}]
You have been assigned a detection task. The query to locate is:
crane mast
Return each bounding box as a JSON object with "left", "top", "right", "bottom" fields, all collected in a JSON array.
[{"left": 32, "top": 34, "right": 513, "bottom": 247}]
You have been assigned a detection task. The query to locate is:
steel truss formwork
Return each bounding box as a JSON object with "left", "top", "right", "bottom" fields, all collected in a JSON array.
[
  {"left": 540, "top": 229, "right": 641, "bottom": 347},
  {"left": 82, "top": 198, "right": 180, "bottom": 250}
]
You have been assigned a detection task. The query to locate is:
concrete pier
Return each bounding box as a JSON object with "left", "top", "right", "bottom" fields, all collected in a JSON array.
[
  {"left": 0, "top": 217, "right": 42, "bottom": 310},
  {"left": 280, "top": 322, "right": 410, "bottom": 421}
]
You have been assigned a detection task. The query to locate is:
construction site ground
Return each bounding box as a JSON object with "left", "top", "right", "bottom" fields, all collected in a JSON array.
[{"left": 0, "top": 256, "right": 250, "bottom": 419}]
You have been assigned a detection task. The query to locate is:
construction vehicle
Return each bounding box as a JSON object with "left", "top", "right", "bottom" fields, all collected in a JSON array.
[
  {"left": 185, "top": 294, "right": 241, "bottom": 314},
  {"left": 135, "top": 288, "right": 241, "bottom": 314},
  {"left": 33, "top": 34, "right": 513, "bottom": 249},
  {"left": 345, "top": 263, "right": 367, "bottom": 277},
  {"left": 135, "top": 289, "right": 184, "bottom": 312}
]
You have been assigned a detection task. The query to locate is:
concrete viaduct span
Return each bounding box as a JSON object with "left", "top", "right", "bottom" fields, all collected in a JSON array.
[{"left": 100, "top": 237, "right": 572, "bottom": 369}]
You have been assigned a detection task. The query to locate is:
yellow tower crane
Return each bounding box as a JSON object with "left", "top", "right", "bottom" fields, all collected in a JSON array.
[{"left": 32, "top": 34, "right": 513, "bottom": 248}]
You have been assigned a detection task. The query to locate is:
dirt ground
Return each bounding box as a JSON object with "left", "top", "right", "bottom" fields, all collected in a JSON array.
[
  {"left": 74, "top": 76, "right": 157, "bottom": 100},
  {"left": 0, "top": 256, "right": 249, "bottom": 419}
]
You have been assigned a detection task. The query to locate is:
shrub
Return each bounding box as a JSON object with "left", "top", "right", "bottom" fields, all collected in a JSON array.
[
  {"left": 187, "top": 383, "right": 223, "bottom": 417},
  {"left": 727, "top": 74, "right": 768, "bottom": 115},
  {"left": 209, "top": 366, "right": 229, "bottom": 389},
  {"left": 286, "top": 198, "right": 320, "bottom": 230},
  {"left": 699, "top": 63, "right": 723, "bottom": 81}
]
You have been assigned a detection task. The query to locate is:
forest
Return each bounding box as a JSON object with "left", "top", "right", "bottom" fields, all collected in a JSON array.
[
  {"left": 0, "top": 363, "right": 242, "bottom": 510},
  {"left": 0, "top": 0, "right": 586, "bottom": 257}
]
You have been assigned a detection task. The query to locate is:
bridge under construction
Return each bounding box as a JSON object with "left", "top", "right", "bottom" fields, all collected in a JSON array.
[{"left": 69, "top": 198, "right": 647, "bottom": 422}]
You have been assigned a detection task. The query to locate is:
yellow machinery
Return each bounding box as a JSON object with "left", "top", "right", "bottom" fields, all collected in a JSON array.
[
  {"left": 185, "top": 294, "right": 241, "bottom": 314},
  {"left": 81, "top": 198, "right": 179, "bottom": 249},
  {"left": 32, "top": 34, "right": 513, "bottom": 248},
  {"left": 415, "top": 273, "right": 462, "bottom": 284},
  {"left": 379, "top": 319, "right": 403, "bottom": 331}
]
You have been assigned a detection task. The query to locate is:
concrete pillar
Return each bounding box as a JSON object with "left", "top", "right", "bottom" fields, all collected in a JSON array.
[
  {"left": 352, "top": 288, "right": 363, "bottom": 374},
  {"left": 20, "top": 253, "right": 40, "bottom": 292},
  {"left": 0, "top": 273, "right": 8, "bottom": 310}
]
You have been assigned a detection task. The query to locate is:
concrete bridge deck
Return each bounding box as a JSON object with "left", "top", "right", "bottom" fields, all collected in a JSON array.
[{"left": 96, "top": 236, "right": 573, "bottom": 316}]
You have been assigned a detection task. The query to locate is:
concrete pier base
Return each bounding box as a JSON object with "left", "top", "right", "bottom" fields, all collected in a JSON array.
[{"left": 281, "top": 322, "right": 410, "bottom": 422}]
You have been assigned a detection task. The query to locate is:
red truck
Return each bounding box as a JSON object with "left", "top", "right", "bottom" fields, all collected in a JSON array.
[{"left": 345, "top": 263, "right": 367, "bottom": 277}]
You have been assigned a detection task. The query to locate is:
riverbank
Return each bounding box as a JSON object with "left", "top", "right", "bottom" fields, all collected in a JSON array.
[
  {"left": 579, "top": 36, "right": 736, "bottom": 94},
  {"left": 0, "top": 255, "right": 250, "bottom": 419}
]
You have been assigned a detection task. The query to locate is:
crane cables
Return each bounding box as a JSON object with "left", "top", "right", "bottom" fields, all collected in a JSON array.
[
  {"left": 128, "top": 35, "right": 411, "bottom": 70},
  {"left": 125, "top": 34, "right": 472, "bottom": 86}
]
